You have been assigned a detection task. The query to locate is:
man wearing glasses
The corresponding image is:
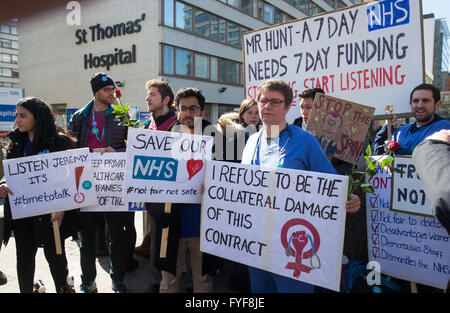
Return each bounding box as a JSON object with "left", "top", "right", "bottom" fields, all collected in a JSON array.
[
  {"left": 68, "top": 72, "right": 129, "bottom": 293},
  {"left": 241, "top": 79, "right": 358, "bottom": 293},
  {"left": 151, "top": 87, "right": 221, "bottom": 293}
]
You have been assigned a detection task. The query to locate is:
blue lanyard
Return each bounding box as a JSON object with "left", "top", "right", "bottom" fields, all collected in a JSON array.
[{"left": 91, "top": 107, "right": 105, "bottom": 145}]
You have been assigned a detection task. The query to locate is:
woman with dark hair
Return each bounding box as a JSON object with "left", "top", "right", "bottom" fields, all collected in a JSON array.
[{"left": 0, "top": 97, "right": 79, "bottom": 293}]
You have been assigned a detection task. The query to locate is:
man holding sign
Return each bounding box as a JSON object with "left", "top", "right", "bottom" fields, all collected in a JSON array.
[
  {"left": 241, "top": 79, "right": 359, "bottom": 293},
  {"left": 148, "top": 87, "right": 221, "bottom": 293},
  {"left": 68, "top": 72, "right": 129, "bottom": 293}
]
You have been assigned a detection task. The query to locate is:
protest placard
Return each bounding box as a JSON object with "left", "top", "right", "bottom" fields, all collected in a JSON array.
[
  {"left": 81, "top": 152, "right": 143, "bottom": 212},
  {"left": 200, "top": 160, "right": 348, "bottom": 291},
  {"left": 122, "top": 127, "right": 213, "bottom": 203},
  {"left": 366, "top": 156, "right": 450, "bottom": 290},
  {"left": 306, "top": 93, "right": 375, "bottom": 164},
  {"left": 243, "top": 0, "right": 424, "bottom": 121},
  {"left": 391, "top": 156, "right": 434, "bottom": 217},
  {"left": 3, "top": 148, "right": 97, "bottom": 219}
]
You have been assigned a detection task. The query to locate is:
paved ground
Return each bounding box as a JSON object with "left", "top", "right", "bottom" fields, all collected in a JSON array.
[{"left": 0, "top": 211, "right": 230, "bottom": 293}]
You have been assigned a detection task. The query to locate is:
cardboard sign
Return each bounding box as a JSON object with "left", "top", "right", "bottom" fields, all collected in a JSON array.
[
  {"left": 366, "top": 156, "right": 450, "bottom": 290},
  {"left": 81, "top": 152, "right": 143, "bottom": 212},
  {"left": 201, "top": 160, "right": 348, "bottom": 292},
  {"left": 391, "top": 156, "right": 434, "bottom": 217},
  {"left": 3, "top": 148, "right": 97, "bottom": 219},
  {"left": 243, "top": 0, "right": 424, "bottom": 120},
  {"left": 306, "top": 93, "right": 375, "bottom": 164},
  {"left": 122, "top": 127, "right": 213, "bottom": 203}
]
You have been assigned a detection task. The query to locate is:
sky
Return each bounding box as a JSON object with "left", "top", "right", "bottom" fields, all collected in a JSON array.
[{"left": 421, "top": 0, "right": 450, "bottom": 25}]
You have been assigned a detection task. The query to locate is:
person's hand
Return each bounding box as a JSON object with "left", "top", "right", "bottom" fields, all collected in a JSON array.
[
  {"left": 200, "top": 184, "right": 205, "bottom": 195},
  {"left": 100, "top": 146, "right": 116, "bottom": 155},
  {"left": 425, "top": 129, "right": 450, "bottom": 143},
  {"left": 0, "top": 184, "right": 13, "bottom": 198},
  {"left": 345, "top": 194, "right": 360, "bottom": 214},
  {"left": 51, "top": 212, "right": 65, "bottom": 227}
]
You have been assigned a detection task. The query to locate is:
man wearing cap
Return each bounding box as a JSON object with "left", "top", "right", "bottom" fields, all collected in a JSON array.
[{"left": 68, "top": 72, "right": 130, "bottom": 293}]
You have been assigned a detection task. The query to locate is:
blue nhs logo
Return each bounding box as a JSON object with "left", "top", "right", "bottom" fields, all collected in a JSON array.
[{"left": 367, "top": 0, "right": 409, "bottom": 32}]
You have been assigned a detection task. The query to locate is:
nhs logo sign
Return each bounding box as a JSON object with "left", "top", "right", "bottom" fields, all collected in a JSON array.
[{"left": 367, "top": 0, "right": 410, "bottom": 32}]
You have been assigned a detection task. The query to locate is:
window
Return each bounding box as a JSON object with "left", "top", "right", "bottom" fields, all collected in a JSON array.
[
  {"left": 1, "top": 68, "right": 12, "bottom": 77},
  {"left": 227, "top": 61, "right": 239, "bottom": 84},
  {"left": 195, "top": 54, "right": 210, "bottom": 79},
  {"left": 263, "top": 3, "right": 274, "bottom": 24},
  {"left": 175, "top": 1, "right": 192, "bottom": 31},
  {"left": 11, "top": 26, "right": 17, "bottom": 35},
  {"left": 0, "top": 39, "right": 11, "bottom": 49},
  {"left": 0, "top": 25, "right": 10, "bottom": 34},
  {"left": 162, "top": 44, "right": 242, "bottom": 85},
  {"left": 218, "top": 59, "right": 227, "bottom": 82},
  {"left": 11, "top": 55, "right": 18, "bottom": 64},
  {"left": 175, "top": 48, "right": 192, "bottom": 76},
  {"left": 11, "top": 41, "right": 18, "bottom": 49},
  {"left": 194, "top": 9, "right": 210, "bottom": 37},
  {"left": 211, "top": 57, "right": 218, "bottom": 81},
  {"left": 227, "top": 22, "right": 239, "bottom": 46},
  {"left": 219, "top": 19, "right": 226, "bottom": 43},
  {"left": 210, "top": 16, "right": 218, "bottom": 41},
  {"left": 1, "top": 53, "right": 11, "bottom": 63},
  {"left": 164, "top": 0, "right": 174, "bottom": 27},
  {"left": 163, "top": 45, "right": 174, "bottom": 75}
]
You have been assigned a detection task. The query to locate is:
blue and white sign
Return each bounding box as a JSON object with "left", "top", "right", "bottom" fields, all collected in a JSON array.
[
  {"left": 122, "top": 128, "right": 213, "bottom": 203},
  {"left": 0, "top": 87, "right": 23, "bottom": 132}
]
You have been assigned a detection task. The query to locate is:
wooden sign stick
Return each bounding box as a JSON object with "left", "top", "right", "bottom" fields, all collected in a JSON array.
[
  {"left": 410, "top": 282, "right": 418, "bottom": 293},
  {"left": 51, "top": 214, "right": 62, "bottom": 255},
  {"left": 159, "top": 203, "right": 172, "bottom": 258}
]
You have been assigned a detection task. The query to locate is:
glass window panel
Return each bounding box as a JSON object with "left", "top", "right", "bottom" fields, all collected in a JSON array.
[
  {"left": 163, "top": 45, "right": 174, "bottom": 75},
  {"left": 227, "top": 22, "right": 239, "bottom": 46},
  {"left": 11, "top": 41, "right": 18, "bottom": 49},
  {"left": 219, "top": 19, "right": 226, "bottom": 43},
  {"left": 194, "top": 9, "right": 210, "bottom": 37},
  {"left": 195, "top": 54, "right": 210, "bottom": 79},
  {"left": 175, "top": 1, "right": 192, "bottom": 32},
  {"left": 241, "top": 0, "right": 254, "bottom": 15},
  {"left": 175, "top": 48, "right": 192, "bottom": 76},
  {"left": 11, "top": 26, "right": 17, "bottom": 35},
  {"left": 2, "top": 68, "right": 12, "bottom": 77},
  {"left": 211, "top": 57, "right": 218, "bottom": 81},
  {"left": 1, "top": 39, "right": 11, "bottom": 49},
  {"left": 11, "top": 55, "right": 17, "bottom": 63},
  {"left": 2, "top": 53, "right": 11, "bottom": 63},
  {"left": 164, "top": 0, "right": 174, "bottom": 27},
  {"left": 274, "top": 8, "right": 282, "bottom": 25},
  {"left": 11, "top": 70, "right": 19, "bottom": 78},
  {"left": 1, "top": 25, "right": 10, "bottom": 33},
  {"left": 227, "top": 61, "right": 239, "bottom": 83},
  {"left": 263, "top": 4, "right": 274, "bottom": 24},
  {"left": 210, "top": 16, "right": 218, "bottom": 41},
  {"left": 218, "top": 59, "right": 227, "bottom": 82}
]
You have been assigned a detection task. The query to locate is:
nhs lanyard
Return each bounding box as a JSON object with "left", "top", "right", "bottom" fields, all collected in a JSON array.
[
  {"left": 251, "top": 125, "right": 291, "bottom": 166},
  {"left": 91, "top": 107, "right": 105, "bottom": 145}
]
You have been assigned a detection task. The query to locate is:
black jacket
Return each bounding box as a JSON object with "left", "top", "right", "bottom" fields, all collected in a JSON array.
[
  {"left": 67, "top": 99, "right": 127, "bottom": 151},
  {"left": 1, "top": 130, "right": 81, "bottom": 246},
  {"left": 146, "top": 119, "right": 223, "bottom": 276}
]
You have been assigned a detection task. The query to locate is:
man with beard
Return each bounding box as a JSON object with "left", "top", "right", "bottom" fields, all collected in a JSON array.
[{"left": 374, "top": 83, "right": 450, "bottom": 155}]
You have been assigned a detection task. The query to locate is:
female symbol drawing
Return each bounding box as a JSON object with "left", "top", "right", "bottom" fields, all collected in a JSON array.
[{"left": 281, "top": 218, "right": 321, "bottom": 279}]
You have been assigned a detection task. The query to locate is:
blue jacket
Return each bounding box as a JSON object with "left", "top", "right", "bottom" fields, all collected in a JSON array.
[
  {"left": 242, "top": 124, "right": 336, "bottom": 175},
  {"left": 392, "top": 116, "right": 450, "bottom": 155}
]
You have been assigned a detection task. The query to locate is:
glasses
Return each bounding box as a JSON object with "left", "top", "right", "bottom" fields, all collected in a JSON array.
[
  {"left": 102, "top": 87, "right": 115, "bottom": 93},
  {"left": 178, "top": 105, "right": 201, "bottom": 114},
  {"left": 258, "top": 98, "right": 285, "bottom": 107}
]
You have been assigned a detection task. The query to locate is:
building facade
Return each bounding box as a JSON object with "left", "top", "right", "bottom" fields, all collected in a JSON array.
[
  {"left": 18, "top": 0, "right": 366, "bottom": 126},
  {"left": 0, "top": 19, "right": 19, "bottom": 89}
]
